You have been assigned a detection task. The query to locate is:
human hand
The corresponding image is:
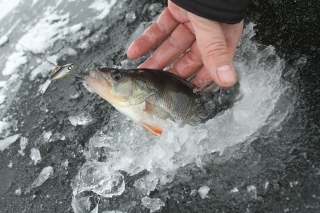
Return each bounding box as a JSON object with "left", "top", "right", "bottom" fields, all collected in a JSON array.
[{"left": 127, "top": 1, "right": 243, "bottom": 89}]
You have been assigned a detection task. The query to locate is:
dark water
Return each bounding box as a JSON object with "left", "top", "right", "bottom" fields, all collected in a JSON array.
[{"left": 0, "top": 0, "right": 319, "bottom": 212}]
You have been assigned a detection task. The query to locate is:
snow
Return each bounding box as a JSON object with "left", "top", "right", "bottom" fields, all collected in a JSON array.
[
  {"left": 0, "top": 134, "right": 20, "bottom": 151},
  {"left": 0, "top": 81, "right": 6, "bottom": 87},
  {"left": 69, "top": 23, "right": 83, "bottom": 34},
  {"left": 89, "top": 0, "right": 118, "bottom": 20},
  {"left": 1, "top": 51, "right": 27, "bottom": 76},
  {"left": 16, "top": 8, "right": 70, "bottom": 54},
  {"left": 0, "top": 36, "right": 9, "bottom": 46},
  {"left": 198, "top": 185, "right": 210, "bottom": 199},
  {"left": 0, "top": 0, "right": 22, "bottom": 21},
  {"left": 0, "top": 95, "right": 6, "bottom": 105}
]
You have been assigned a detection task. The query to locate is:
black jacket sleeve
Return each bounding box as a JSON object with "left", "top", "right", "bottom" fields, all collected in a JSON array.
[{"left": 171, "top": 0, "right": 251, "bottom": 24}]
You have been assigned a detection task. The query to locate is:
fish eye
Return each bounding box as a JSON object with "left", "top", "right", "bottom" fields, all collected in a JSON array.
[
  {"left": 68, "top": 66, "right": 73, "bottom": 70},
  {"left": 111, "top": 71, "right": 122, "bottom": 81}
]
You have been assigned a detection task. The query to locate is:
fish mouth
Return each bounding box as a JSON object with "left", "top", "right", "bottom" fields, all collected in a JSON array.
[
  {"left": 84, "top": 68, "right": 110, "bottom": 93},
  {"left": 88, "top": 68, "right": 103, "bottom": 81}
]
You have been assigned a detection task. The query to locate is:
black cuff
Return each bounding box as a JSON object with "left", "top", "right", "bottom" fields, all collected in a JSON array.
[{"left": 171, "top": 0, "right": 251, "bottom": 24}]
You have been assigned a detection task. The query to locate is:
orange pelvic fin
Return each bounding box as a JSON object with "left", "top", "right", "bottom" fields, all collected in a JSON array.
[{"left": 140, "top": 122, "right": 162, "bottom": 136}]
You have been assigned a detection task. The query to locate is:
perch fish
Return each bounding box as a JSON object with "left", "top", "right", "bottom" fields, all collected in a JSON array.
[{"left": 84, "top": 68, "right": 201, "bottom": 135}]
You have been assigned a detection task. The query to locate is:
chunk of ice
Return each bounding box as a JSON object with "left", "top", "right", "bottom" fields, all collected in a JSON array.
[
  {"left": 134, "top": 174, "right": 159, "bottom": 195},
  {"left": 141, "top": 197, "right": 165, "bottom": 213},
  {"left": 15, "top": 188, "right": 22, "bottom": 196},
  {"left": 198, "top": 185, "right": 210, "bottom": 199},
  {"left": 71, "top": 162, "right": 125, "bottom": 198},
  {"left": 35, "top": 131, "right": 52, "bottom": 145},
  {"left": 0, "top": 121, "right": 11, "bottom": 138},
  {"left": 125, "top": 11, "right": 136, "bottom": 24},
  {"left": 0, "top": 134, "right": 20, "bottom": 151},
  {"left": 30, "top": 166, "right": 54, "bottom": 189},
  {"left": 30, "top": 148, "right": 41, "bottom": 165},
  {"left": 247, "top": 185, "right": 258, "bottom": 199},
  {"left": 68, "top": 112, "right": 93, "bottom": 126}
]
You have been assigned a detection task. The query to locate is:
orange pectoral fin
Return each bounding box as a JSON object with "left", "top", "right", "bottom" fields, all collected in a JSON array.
[{"left": 140, "top": 122, "right": 163, "bottom": 136}]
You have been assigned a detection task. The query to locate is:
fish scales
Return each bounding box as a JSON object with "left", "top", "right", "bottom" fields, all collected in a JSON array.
[{"left": 85, "top": 68, "right": 208, "bottom": 135}]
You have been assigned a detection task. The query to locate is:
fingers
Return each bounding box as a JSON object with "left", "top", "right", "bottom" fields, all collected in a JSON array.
[
  {"left": 168, "top": 41, "right": 202, "bottom": 79},
  {"left": 127, "top": 8, "right": 179, "bottom": 59},
  {"left": 188, "top": 13, "right": 238, "bottom": 87},
  {"left": 138, "top": 24, "right": 195, "bottom": 69},
  {"left": 223, "top": 21, "right": 243, "bottom": 60}
]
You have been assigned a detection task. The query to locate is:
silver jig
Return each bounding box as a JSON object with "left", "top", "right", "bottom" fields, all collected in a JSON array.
[{"left": 37, "top": 63, "right": 75, "bottom": 95}]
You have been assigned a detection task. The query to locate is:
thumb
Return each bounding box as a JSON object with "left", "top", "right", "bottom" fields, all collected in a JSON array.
[{"left": 188, "top": 14, "right": 237, "bottom": 87}]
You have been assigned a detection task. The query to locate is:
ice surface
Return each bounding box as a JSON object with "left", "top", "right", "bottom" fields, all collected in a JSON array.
[
  {"left": 30, "top": 166, "right": 54, "bottom": 189},
  {"left": 198, "top": 185, "right": 210, "bottom": 199},
  {"left": 141, "top": 197, "right": 165, "bottom": 213},
  {"left": 89, "top": 0, "right": 118, "bottom": 20},
  {"left": 30, "top": 148, "right": 41, "bottom": 165},
  {"left": 74, "top": 23, "right": 296, "bottom": 211},
  {"left": 0, "top": 134, "right": 19, "bottom": 151},
  {"left": 68, "top": 112, "right": 93, "bottom": 126},
  {"left": 30, "top": 55, "right": 58, "bottom": 80}
]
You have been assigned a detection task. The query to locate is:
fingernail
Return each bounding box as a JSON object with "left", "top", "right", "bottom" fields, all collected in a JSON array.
[{"left": 216, "top": 65, "right": 236, "bottom": 84}]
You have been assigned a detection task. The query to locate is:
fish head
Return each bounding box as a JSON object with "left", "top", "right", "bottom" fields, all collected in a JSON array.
[{"left": 85, "top": 68, "right": 153, "bottom": 107}]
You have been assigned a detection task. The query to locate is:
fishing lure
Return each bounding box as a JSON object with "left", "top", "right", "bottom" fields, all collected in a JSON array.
[
  {"left": 37, "top": 63, "right": 75, "bottom": 95},
  {"left": 0, "top": 32, "right": 77, "bottom": 96}
]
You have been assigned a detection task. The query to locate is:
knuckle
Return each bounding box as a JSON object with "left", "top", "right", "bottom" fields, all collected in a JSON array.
[{"left": 202, "top": 40, "right": 228, "bottom": 61}]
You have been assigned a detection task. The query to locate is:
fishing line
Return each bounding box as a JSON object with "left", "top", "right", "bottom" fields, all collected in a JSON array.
[
  {"left": 0, "top": 31, "right": 58, "bottom": 67},
  {"left": 0, "top": 31, "right": 80, "bottom": 97}
]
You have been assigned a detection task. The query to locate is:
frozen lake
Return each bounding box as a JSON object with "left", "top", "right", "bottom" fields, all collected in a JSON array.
[{"left": 0, "top": 0, "right": 319, "bottom": 212}]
